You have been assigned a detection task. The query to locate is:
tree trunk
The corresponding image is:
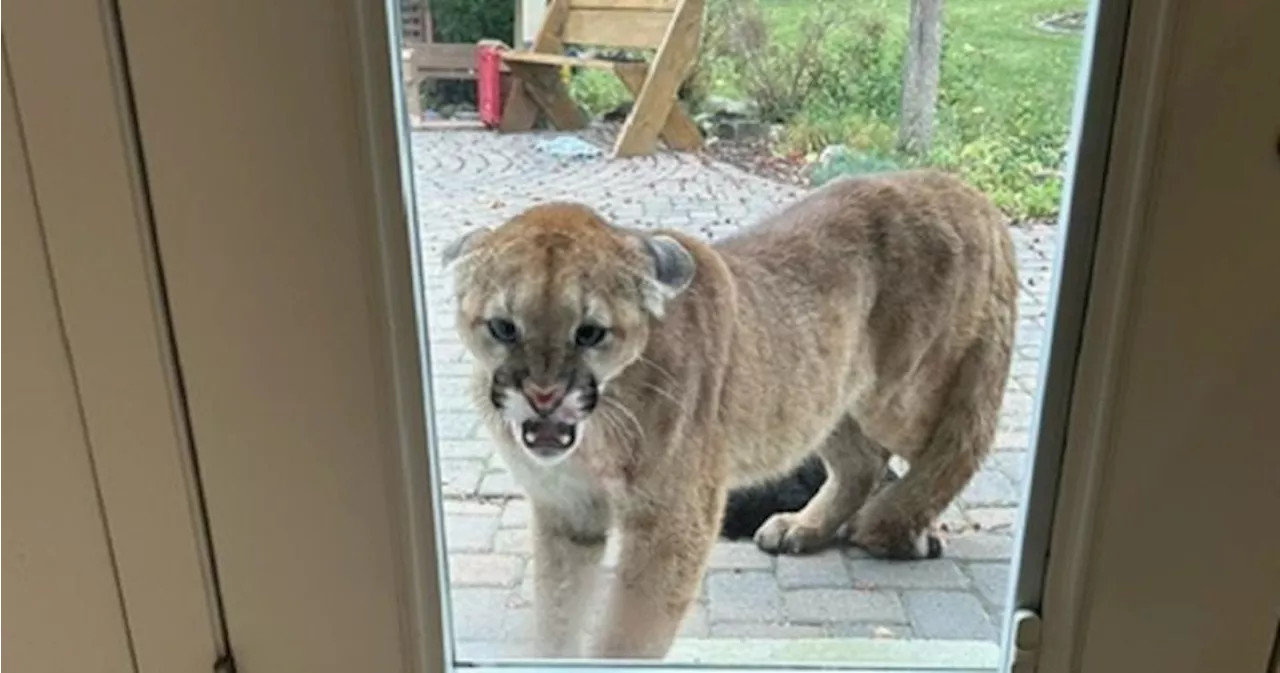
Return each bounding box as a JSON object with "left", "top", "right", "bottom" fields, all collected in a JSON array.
[{"left": 899, "top": 0, "right": 944, "bottom": 154}]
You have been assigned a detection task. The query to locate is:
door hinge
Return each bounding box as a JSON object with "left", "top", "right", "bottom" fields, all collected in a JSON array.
[
  {"left": 1007, "top": 608, "right": 1042, "bottom": 673},
  {"left": 213, "top": 651, "right": 237, "bottom": 673}
]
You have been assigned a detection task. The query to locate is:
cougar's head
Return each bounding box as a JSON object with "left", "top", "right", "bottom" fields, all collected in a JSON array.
[{"left": 442, "top": 203, "right": 696, "bottom": 464}]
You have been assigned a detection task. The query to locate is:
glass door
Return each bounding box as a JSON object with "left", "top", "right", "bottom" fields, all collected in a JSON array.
[{"left": 386, "top": 0, "right": 1130, "bottom": 668}]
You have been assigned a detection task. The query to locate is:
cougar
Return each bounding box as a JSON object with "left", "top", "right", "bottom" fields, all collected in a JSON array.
[{"left": 443, "top": 169, "right": 1017, "bottom": 658}]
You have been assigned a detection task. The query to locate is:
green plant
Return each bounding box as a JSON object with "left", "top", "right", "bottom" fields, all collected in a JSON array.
[
  {"left": 702, "top": 0, "right": 843, "bottom": 122},
  {"left": 568, "top": 70, "right": 632, "bottom": 117},
  {"left": 429, "top": 0, "right": 513, "bottom": 44},
  {"left": 809, "top": 146, "right": 902, "bottom": 187},
  {"left": 924, "top": 82, "right": 1070, "bottom": 218}
]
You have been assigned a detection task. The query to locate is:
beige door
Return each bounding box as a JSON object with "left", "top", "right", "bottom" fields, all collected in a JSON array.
[
  {"left": 4, "top": 51, "right": 137, "bottom": 673},
  {"left": 4, "top": 3, "right": 228, "bottom": 671}
]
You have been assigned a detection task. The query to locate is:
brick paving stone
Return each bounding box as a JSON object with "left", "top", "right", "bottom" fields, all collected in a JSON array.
[
  {"left": 847, "top": 559, "right": 970, "bottom": 590},
  {"left": 680, "top": 603, "right": 711, "bottom": 638},
  {"left": 500, "top": 499, "right": 531, "bottom": 528},
  {"left": 435, "top": 411, "right": 479, "bottom": 441},
  {"left": 430, "top": 376, "right": 479, "bottom": 411},
  {"left": 959, "top": 470, "right": 1019, "bottom": 508},
  {"left": 943, "top": 533, "right": 1015, "bottom": 561},
  {"left": 705, "top": 571, "right": 784, "bottom": 623},
  {"left": 449, "top": 553, "right": 524, "bottom": 587},
  {"left": 824, "top": 623, "right": 916, "bottom": 639},
  {"left": 964, "top": 507, "right": 1020, "bottom": 534},
  {"left": 443, "top": 500, "right": 502, "bottom": 517},
  {"left": 516, "top": 561, "right": 534, "bottom": 607},
  {"left": 967, "top": 563, "right": 1011, "bottom": 610},
  {"left": 712, "top": 622, "right": 826, "bottom": 638},
  {"left": 1000, "top": 391, "right": 1037, "bottom": 418},
  {"left": 937, "top": 503, "right": 970, "bottom": 531},
  {"left": 437, "top": 458, "right": 484, "bottom": 497},
  {"left": 987, "top": 452, "right": 1029, "bottom": 488},
  {"left": 707, "top": 541, "right": 775, "bottom": 571},
  {"left": 1011, "top": 358, "right": 1043, "bottom": 379},
  {"left": 454, "top": 640, "right": 526, "bottom": 661},
  {"left": 994, "top": 430, "right": 1033, "bottom": 452},
  {"left": 449, "top": 587, "right": 512, "bottom": 641},
  {"left": 493, "top": 528, "right": 532, "bottom": 554},
  {"left": 444, "top": 513, "right": 499, "bottom": 552},
  {"left": 437, "top": 440, "right": 495, "bottom": 461},
  {"left": 483, "top": 452, "right": 507, "bottom": 472},
  {"left": 501, "top": 606, "right": 535, "bottom": 642},
  {"left": 999, "top": 410, "right": 1032, "bottom": 432},
  {"left": 429, "top": 361, "right": 474, "bottom": 378},
  {"left": 902, "top": 590, "right": 997, "bottom": 640},
  {"left": 783, "top": 589, "right": 907, "bottom": 625},
  {"left": 477, "top": 469, "right": 523, "bottom": 497},
  {"left": 776, "top": 550, "right": 852, "bottom": 589},
  {"left": 842, "top": 546, "right": 873, "bottom": 560}
]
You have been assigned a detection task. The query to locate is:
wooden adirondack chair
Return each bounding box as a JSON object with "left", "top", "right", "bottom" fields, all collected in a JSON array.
[{"left": 499, "top": 0, "right": 706, "bottom": 158}]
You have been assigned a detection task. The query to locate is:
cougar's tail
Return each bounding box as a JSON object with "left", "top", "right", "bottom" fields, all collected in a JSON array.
[{"left": 719, "top": 457, "right": 900, "bottom": 539}]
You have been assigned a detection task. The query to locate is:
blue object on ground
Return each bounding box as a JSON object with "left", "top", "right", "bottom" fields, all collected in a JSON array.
[{"left": 534, "top": 136, "right": 603, "bottom": 159}]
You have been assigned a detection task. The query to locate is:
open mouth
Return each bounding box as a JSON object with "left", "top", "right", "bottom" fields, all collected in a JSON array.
[{"left": 512, "top": 419, "right": 580, "bottom": 459}]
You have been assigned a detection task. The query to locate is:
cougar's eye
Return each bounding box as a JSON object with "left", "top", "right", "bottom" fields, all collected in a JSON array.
[
  {"left": 486, "top": 318, "right": 519, "bottom": 344},
  {"left": 574, "top": 324, "right": 608, "bottom": 348}
]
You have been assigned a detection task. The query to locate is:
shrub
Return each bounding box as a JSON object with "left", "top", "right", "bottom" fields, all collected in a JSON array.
[
  {"left": 568, "top": 70, "right": 631, "bottom": 117},
  {"left": 809, "top": 145, "right": 902, "bottom": 187},
  {"left": 704, "top": 0, "right": 902, "bottom": 138},
  {"left": 430, "top": 0, "right": 513, "bottom": 44},
  {"left": 702, "top": 0, "right": 843, "bottom": 122}
]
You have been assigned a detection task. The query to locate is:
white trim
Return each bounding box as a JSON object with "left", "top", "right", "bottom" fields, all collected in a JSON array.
[
  {"left": 351, "top": 0, "right": 454, "bottom": 668},
  {"left": 1035, "top": 2, "right": 1178, "bottom": 669}
]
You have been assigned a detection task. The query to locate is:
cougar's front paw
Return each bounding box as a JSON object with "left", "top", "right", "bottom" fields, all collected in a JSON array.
[{"left": 753, "top": 512, "right": 832, "bottom": 555}]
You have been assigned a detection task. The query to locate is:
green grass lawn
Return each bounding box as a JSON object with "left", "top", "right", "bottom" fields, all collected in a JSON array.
[
  {"left": 752, "top": 0, "right": 1089, "bottom": 219},
  {"left": 571, "top": 0, "right": 1090, "bottom": 220}
]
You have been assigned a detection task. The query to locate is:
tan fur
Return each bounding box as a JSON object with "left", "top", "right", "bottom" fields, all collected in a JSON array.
[{"left": 445, "top": 169, "right": 1017, "bottom": 659}]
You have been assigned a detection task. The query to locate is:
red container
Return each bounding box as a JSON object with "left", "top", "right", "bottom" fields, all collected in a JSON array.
[{"left": 476, "top": 43, "right": 504, "bottom": 128}]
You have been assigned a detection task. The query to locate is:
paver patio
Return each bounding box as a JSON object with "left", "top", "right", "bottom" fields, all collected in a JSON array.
[{"left": 411, "top": 129, "right": 1056, "bottom": 664}]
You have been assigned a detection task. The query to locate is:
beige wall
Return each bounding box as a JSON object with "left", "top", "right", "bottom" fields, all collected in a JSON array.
[
  {"left": 3, "top": 2, "right": 226, "bottom": 670},
  {"left": 107, "top": 0, "right": 440, "bottom": 670},
  {"left": 2, "top": 53, "right": 136, "bottom": 673}
]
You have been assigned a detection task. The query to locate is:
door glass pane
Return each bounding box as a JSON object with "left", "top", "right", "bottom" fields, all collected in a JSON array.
[{"left": 396, "top": 0, "right": 1102, "bottom": 667}]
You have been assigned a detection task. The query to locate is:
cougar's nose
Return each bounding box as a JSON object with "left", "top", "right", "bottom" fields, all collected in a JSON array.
[{"left": 523, "top": 382, "right": 566, "bottom": 413}]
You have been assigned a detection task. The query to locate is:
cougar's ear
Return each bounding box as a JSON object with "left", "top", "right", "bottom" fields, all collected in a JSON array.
[
  {"left": 640, "top": 234, "right": 696, "bottom": 316},
  {"left": 441, "top": 227, "right": 490, "bottom": 268}
]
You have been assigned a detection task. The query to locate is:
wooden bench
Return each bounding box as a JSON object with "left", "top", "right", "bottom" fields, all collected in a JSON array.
[
  {"left": 499, "top": 0, "right": 705, "bottom": 157},
  {"left": 402, "top": 42, "right": 512, "bottom": 127}
]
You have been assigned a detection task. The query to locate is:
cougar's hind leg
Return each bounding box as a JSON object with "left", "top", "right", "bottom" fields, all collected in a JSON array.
[
  {"left": 851, "top": 335, "right": 1010, "bottom": 560},
  {"left": 754, "top": 416, "right": 889, "bottom": 555}
]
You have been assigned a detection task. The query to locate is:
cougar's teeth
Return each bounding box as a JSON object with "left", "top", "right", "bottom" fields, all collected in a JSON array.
[
  {"left": 558, "top": 433, "right": 572, "bottom": 446},
  {"left": 523, "top": 431, "right": 537, "bottom": 445}
]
